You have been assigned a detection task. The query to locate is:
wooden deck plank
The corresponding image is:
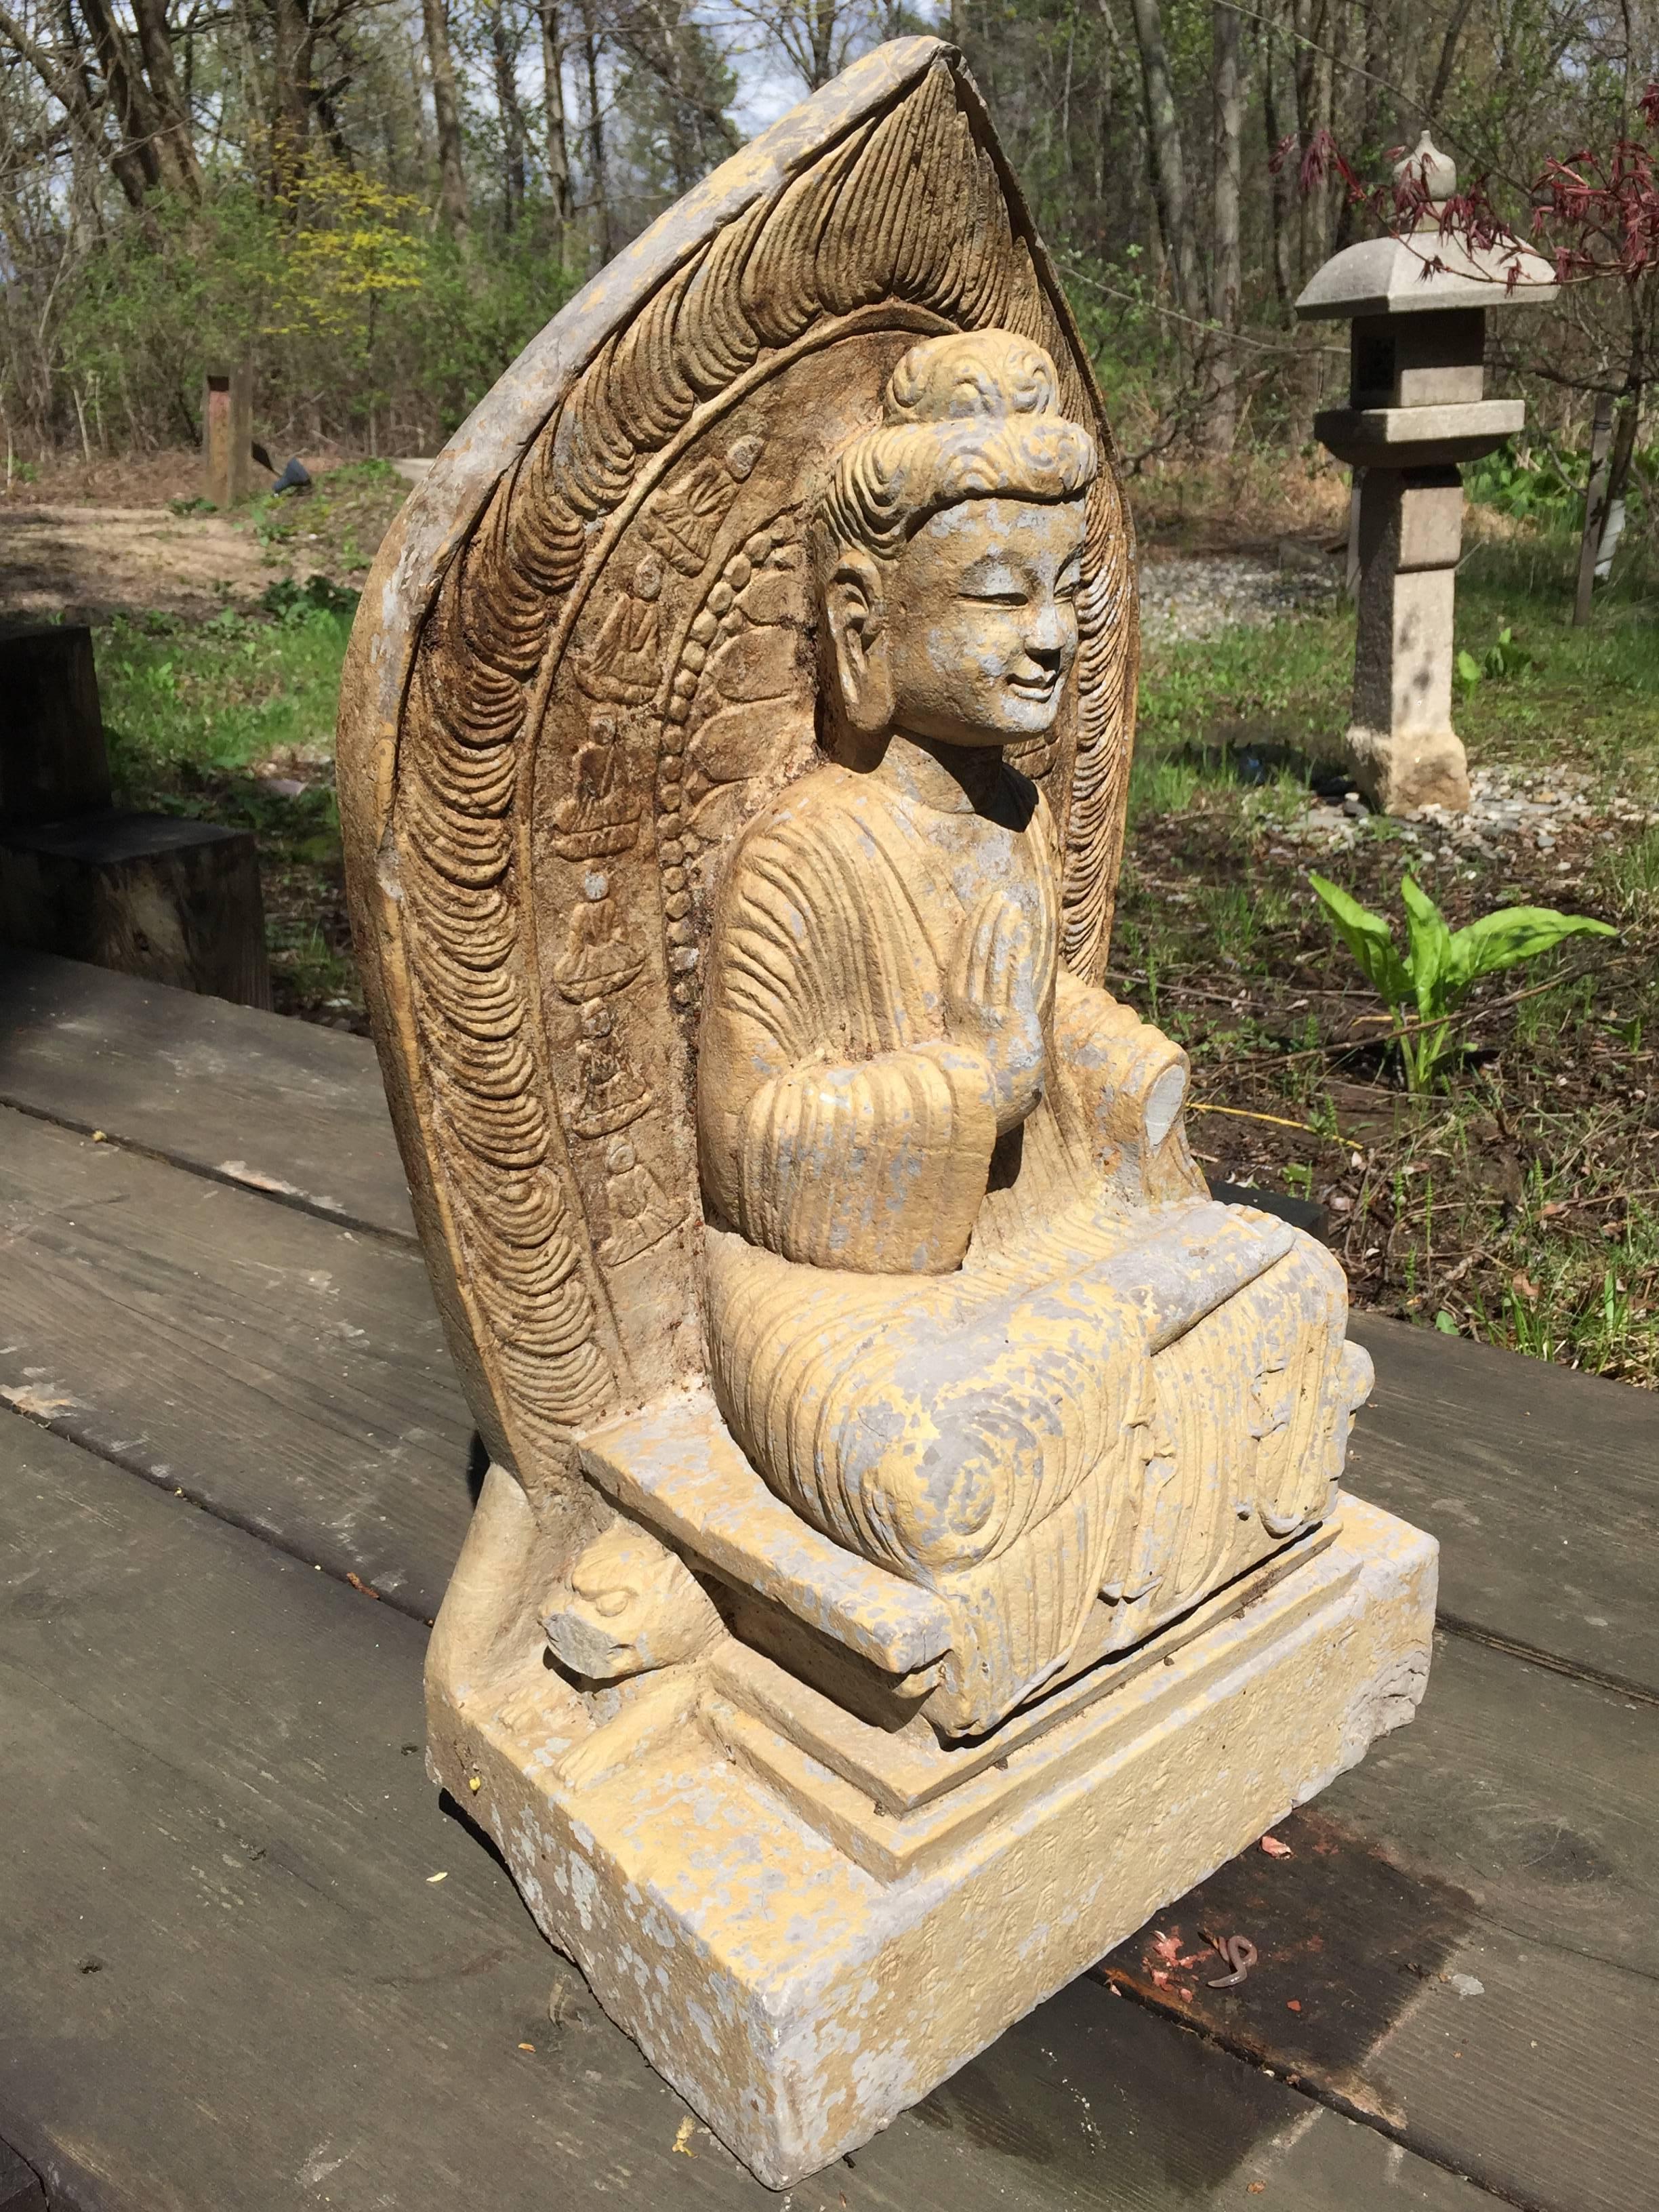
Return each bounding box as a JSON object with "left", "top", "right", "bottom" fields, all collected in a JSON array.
[
  {"left": 6, "top": 957, "right": 1656, "bottom": 1697},
  {"left": 0, "top": 1105, "right": 472, "bottom": 1620},
  {"left": 0, "top": 1416, "right": 1490, "bottom": 2212},
  {"left": 1095, "top": 1633, "right": 1659, "bottom": 2212},
  {"left": 0, "top": 949, "right": 415, "bottom": 1242},
  {"left": 1347, "top": 1311, "right": 1659, "bottom": 1696}
]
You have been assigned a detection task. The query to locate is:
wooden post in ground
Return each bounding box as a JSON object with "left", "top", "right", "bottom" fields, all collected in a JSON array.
[
  {"left": 1574, "top": 392, "right": 1616, "bottom": 628},
  {"left": 0, "top": 625, "right": 111, "bottom": 825},
  {"left": 0, "top": 626, "right": 273, "bottom": 1009},
  {"left": 203, "top": 367, "right": 254, "bottom": 508}
]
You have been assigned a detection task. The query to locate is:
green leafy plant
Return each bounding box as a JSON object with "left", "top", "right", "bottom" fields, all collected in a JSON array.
[
  {"left": 1455, "top": 625, "right": 1532, "bottom": 693},
  {"left": 1307, "top": 872, "right": 1616, "bottom": 1091}
]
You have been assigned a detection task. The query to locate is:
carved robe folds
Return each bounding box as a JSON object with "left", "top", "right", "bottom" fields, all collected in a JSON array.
[{"left": 699, "top": 761, "right": 1371, "bottom": 1733}]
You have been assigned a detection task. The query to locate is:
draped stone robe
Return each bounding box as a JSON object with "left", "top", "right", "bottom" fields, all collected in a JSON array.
[{"left": 697, "top": 756, "right": 1370, "bottom": 1734}]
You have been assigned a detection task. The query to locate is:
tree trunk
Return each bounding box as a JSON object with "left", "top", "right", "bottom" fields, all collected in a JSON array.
[
  {"left": 1208, "top": 0, "right": 1244, "bottom": 453},
  {"left": 489, "top": 1, "right": 529, "bottom": 229},
  {"left": 581, "top": 0, "right": 612, "bottom": 264},
  {"left": 1262, "top": 12, "right": 1295, "bottom": 314},
  {"left": 266, "top": 0, "right": 315, "bottom": 196},
  {"left": 422, "top": 0, "right": 469, "bottom": 232},
  {"left": 539, "top": 0, "right": 573, "bottom": 236},
  {"left": 0, "top": 0, "right": 151, "bottom": 207},
  {"left": 1128, "top": 0, "right": 1204, "bottom": 335},
  {"left": 1426, "top": 0, "right": 1476, "bottom": 123},
  {"left": 129, "top": 0, "right": 201, "bottom": 197},
  {"left": 79, "top": 0, "right": 166, "bottom": 192}
]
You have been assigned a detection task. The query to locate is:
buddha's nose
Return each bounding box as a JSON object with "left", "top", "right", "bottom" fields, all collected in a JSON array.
[{"left": 1023, "top": 605, "right": 1066, "bottom": 663}]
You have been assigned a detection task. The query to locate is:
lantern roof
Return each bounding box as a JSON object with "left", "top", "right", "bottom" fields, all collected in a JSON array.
[{"left": 1296, "top": 132, "right": 1557, "bottom": 320}]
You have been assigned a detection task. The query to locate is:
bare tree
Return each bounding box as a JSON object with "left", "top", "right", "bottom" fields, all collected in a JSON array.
[
  {"left": 538, "top": 0, "right": 571, "bottom": 233},
  {"left": 1208, "top": 0, "right": 1244, "bottom": 449},
  {"left": 1128, "top": 0, "right": 1204, "bottom": 328},
  {"left": 487, "top": 0, "right": 529, "bottom": 228},
  {"left": 422, "top": 0, "right": 468, "bottom": 229}
]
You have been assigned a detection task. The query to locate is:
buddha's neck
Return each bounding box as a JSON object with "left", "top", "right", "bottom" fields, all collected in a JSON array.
[{"left": 882, "top": 731, "right": 1005, "bottom": 816}]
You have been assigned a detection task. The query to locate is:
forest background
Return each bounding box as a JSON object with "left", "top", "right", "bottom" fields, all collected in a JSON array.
[{"left": 1, "top": 0, "right": 1656, "bottom": 501}]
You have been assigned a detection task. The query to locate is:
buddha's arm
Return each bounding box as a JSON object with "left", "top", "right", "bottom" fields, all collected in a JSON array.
[
  {"left": 700, "top": 1011, "right": 999, "bottom": 1274},
  {"left": 1051, "top": 966, "right": 1207, "bottom": 1201},
  {"left": 697, "top": 814, "right": 1000, "bottom": 1274}
]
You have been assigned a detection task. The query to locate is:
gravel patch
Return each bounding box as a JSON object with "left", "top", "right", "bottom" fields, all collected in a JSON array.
[
  {"left": 1274, "top": 765, "right": 1659, "bottom": 864},
  {"left": 1139, "top": 554, "right": 1337, "bottom": 645}
]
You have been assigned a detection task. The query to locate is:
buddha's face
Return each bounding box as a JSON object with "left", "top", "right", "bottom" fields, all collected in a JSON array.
[{"left": 826, "top": 496, "right": 1086, "bottom": 750}]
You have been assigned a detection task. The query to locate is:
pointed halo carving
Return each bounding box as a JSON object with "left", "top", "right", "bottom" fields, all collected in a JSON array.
[{"left": 340, "top": 41, "right": 1141, "bottom": 1484}]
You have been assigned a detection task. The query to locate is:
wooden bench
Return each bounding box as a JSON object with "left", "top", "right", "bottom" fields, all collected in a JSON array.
[{"left": 1, "top": 948, "right": 1654, "bottom": 2211}]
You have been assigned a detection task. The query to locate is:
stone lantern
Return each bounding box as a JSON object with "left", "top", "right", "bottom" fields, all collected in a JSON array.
[{"left": 1296, "top": 134, "right": 1555, "bottom": 814}]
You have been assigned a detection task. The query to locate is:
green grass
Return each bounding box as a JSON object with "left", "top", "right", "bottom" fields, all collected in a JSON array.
[
  {"left": 96, "top": 589, "right": 361, "bottom": 1021},
  {"left": 1126, "top": 526, "right": 1658, "bottom": 1387},
  {"left": 1136, "top": 526, "right": 1659, "bottom": 803},
  {"left": 99, "top": 590, "right": 354, "bottom": 785}
]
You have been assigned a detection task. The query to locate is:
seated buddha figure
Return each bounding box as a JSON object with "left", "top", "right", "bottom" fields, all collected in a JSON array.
[{"left": 697, "top": 331, "right": 1368, "bottom": 1736}]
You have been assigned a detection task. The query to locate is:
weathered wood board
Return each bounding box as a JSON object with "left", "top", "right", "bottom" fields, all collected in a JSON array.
[
  {"left": 0, "top": 1104, "right": 471, "bottom": 1620},
  {"left": 0, "top": 950, "right": 415, "bottom": 1240},
  {"left": 0, "top": 1417, "right": 1492, "bottom": 2212},
  {"left": 1097, "top": 1631, "right": 1659, "bottom": 2212},
  {"left": 6, "top": 962, "right": 1657, "bottom": 1704},
  {"left": 1, "top": 812, "right": 271, "bottom": 1008},
  {"left": 1347, "top": 1309, "right": 1659, "bottom": 1696}
]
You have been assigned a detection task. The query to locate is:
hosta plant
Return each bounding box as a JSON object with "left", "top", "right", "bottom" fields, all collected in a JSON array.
[{"left": 1308, "top": 872, "right": 1616, "bottom": 1092}]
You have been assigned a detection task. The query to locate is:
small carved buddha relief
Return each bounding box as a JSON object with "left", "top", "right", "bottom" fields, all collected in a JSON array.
[
  {"left": 600, "top": 1135, "right": 680, "bottom": 1264},
  {"left": 554, "top": 869, "right": 645, "bottom": 1002},
  {"left": 551, "top": 715, "right": 642, "bottom": 861},
  {"left": 576, "top": 553, "right": 666, "bottom": 704},
  {"left": 571, "top": 1000, "right": 654, "bottom": 1141}
]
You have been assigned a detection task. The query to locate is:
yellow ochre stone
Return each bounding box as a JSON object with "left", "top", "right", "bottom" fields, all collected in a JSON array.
[{"left": 338, "top": 35, "right": 1436, "bottom": 2190}]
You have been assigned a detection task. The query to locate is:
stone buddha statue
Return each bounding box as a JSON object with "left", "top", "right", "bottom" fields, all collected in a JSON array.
[
  {"left": 697, "top": 331, "right": 1370, "bottom": 1733},
  {"left": 344, "top": 46, "right": 1430, "bottom": 2183}
]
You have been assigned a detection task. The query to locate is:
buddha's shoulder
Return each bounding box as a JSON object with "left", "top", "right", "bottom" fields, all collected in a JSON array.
[{"left": 730, "top": 760, "right": 871, "bottom": 857}]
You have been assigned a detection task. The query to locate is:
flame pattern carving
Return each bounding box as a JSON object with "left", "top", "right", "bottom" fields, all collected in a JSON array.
[{"left": 388, "top": 55, "right": 1139, "bottom": 1465}]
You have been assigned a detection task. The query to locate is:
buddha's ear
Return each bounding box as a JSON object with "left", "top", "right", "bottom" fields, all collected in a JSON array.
[{"left": 823, "top": 548, "right": 893, "bottom": 738}]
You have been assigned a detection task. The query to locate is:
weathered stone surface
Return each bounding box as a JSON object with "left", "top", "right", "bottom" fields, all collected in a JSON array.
[
  {"left": 430, "top": 1482, "right": 1436, "bottom": 2186},
  {"left": 1298, "top": 134, "right": 1553, "bottom": 817},
  {"left": 339, "top": 35, "right": 1434, "bottom": 2186}
]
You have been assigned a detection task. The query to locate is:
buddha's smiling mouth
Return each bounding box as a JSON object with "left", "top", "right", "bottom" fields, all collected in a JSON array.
[{"left": 1006, "top": 670, "right": 1059, "bottom": 699}]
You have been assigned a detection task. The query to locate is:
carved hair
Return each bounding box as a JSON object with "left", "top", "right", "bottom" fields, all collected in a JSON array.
[{"left": 815, "top": 330, "right": 1099, "bottom": 565}]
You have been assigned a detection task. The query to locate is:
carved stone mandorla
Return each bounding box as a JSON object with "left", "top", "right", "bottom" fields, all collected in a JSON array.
[{"left": 338, "top": 37, "right": 1435, "bottom": 2190}]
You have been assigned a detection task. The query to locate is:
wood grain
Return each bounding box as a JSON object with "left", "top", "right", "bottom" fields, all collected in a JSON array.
[
  {"left": 0, "top": 811, "right": 271, "bottom": 1008},
  {"left": 1347, "top": 1309, "right": 1659, "bottom": 1695},
  {"left": 1097, "top": 1633, "right": 1659, "bottom": 2212},
  {"left": 0, "top": 1104, "right": 471, "bottom": 1619},
  {"left": 0, "top": 1417, "right": 1491, "bottom": 2212},
  {"left": 0, "top": 950, "right": 415, "bottom": 1241}
]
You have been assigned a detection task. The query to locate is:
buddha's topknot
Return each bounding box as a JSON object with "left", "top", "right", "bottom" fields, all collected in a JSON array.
[{"left": 816, "top": 331, "right": 1098, "bottom": 564}]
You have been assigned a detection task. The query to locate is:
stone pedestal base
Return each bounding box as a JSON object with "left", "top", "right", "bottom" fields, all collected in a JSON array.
[
  {"left": 1340, "top": 718, "right": 1471, "bottom": 817},
  {"left": 428, "top": 1485, "right": 1436, "bottom": 2188},
  {"left": 1345, "top": 464, "right": 1472, "bottom": 815}
]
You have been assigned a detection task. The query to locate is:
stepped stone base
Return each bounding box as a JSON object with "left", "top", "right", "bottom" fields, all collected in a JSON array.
[{"left": 427, "top": 1484, "right": 1436, "bottom": 2188}]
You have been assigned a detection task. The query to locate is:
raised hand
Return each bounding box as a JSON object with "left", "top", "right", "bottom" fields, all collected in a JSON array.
[{"left": 946, "top": 889, "right": 1046, "bottom": 1132}]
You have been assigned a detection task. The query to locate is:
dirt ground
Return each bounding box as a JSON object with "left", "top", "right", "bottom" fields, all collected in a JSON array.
[
  {"left": 0, "top": 448, "right": 415, "bottom": 621},
  {"left": 1, "top": 503, "right": 275, "bottom": 621},
  {"left": 0, "top": 443, "right": 1343, "bottom": 623}
]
